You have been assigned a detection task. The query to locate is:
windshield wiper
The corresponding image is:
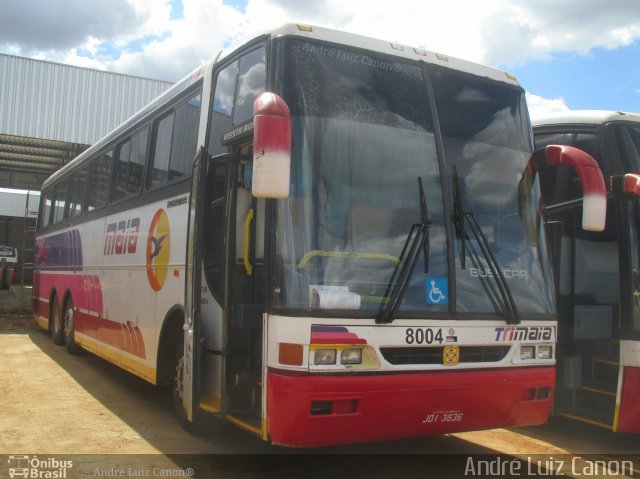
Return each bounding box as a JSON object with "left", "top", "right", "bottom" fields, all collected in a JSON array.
[
  {"left": 377, "top": 177, "right": 431, "bottom": 324},
  {"left": 452, "top": 166, "right": 520, "bottom": 325}
]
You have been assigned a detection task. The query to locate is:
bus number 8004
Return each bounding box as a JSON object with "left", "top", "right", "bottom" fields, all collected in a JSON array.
[{"left": 405, "top": 328, "right": 443, "bottom": 345}]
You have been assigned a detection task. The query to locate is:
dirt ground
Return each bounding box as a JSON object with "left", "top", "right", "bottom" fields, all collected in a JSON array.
[{"left": 1, "top": 311, "right": 638, "bottom": 478}]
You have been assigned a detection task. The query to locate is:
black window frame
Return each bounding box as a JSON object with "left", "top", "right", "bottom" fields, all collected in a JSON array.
[
  {"left": 86, "top": 148, "right": 114, "bottom": 213},
  {"left": 146, "top": 87, "right": 203, "bottom": 191},
  {"left": 111, "top": 125, "right": 149, "bottom": 204}
]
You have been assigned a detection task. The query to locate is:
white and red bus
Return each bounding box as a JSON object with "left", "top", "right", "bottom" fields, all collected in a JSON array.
[
  {"left": 33, "top": 24, "right": 606, "bottom": 447},
  {"left": 534, "top": 110, "right": 640, "bottom": 433}
]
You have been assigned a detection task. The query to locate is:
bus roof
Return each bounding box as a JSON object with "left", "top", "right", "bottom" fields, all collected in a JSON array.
[
  {"left": 533, "top": 110, "right": 640, "bottom": 128},
  {"left": 43, "top": 23, "right": 522, "bottom": 189},
  {"left": 226, "top": 24, "right": 521, "bottom": 87}
]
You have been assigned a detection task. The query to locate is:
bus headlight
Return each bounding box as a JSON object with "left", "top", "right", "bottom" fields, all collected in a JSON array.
[
  {"left": 314, "top": 349, "right": 337, "bottom": 365},
  {"left": 520, "top": 346, "right": 535, "bottom": 360},
  {"left": 340, "top": 348, "right": 363, "bottom": 365},
  {"left": 537, "top": 345, "right": 553, "bottom": 360}
]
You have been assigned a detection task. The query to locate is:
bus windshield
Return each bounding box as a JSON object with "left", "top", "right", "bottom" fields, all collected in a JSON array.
[{"left": 272, "top": 39, "right": 554, "bottom": 317}]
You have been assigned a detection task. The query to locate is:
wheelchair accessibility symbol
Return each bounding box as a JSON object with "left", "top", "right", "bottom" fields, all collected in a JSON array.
[{"left": 426, "top": 277, "right": 448, "bottom": 305}]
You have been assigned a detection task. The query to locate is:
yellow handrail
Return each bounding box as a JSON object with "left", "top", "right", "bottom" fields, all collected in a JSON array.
[
  {"left": 244, "top": 208, "right": 254, "bottom": 276},
  {"left": 298, "top": 250, "right": 400, "bottom": 268}
]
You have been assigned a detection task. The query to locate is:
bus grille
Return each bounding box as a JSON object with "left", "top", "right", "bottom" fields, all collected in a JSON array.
[{"left": 379, "top": 346, "right": 511, "bottom": 365}]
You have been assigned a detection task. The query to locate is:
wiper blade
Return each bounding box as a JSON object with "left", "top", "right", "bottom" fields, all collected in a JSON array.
[
  {"left": 452, "top": 168, "right": 521, "bottom": 325},
  {"left": 377, "top": 177, "right": 431, "bottom": 324},
  {"left": 452, "top": 166, "right": 467, "bottom": 268}
]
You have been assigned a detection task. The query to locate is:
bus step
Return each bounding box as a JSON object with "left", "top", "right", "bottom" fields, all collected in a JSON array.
[
  {"left": 225, "top": 412, "right": 262, "bottom": 437},
  {"left": 592, "top": 356, "right": 620, "bottom": 386},
  {"left": 558, "top": 407, "right": 614, "bottom": 430},
  {"left": 574, "top": 381, "right": 617, "bottom": 417}
]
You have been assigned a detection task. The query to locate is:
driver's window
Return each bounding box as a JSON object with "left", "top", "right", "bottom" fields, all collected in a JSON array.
[{"left": 208, "top": 46, "right": 266, "bottom": 157}]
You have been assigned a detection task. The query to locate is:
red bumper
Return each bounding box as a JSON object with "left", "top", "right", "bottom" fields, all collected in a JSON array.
[
  {"left": 617, "top": 366, "right": 640, "bottom": 433},
  {"left": 267, "top": 367, "right": 554, "bottom": 447}
]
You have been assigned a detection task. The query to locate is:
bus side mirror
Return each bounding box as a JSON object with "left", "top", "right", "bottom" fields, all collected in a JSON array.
[
  {"left": 543, "top": 145, "right": 607, "bottom": 231},
  {"left": 252, "top": 92, "right": 291, "bottom": 198},
  {"left": 611, "top": 173, "right": 640, "bottom": 197},
  {"left": 519, "top": 144, "right": 607, "bottom": 238}
]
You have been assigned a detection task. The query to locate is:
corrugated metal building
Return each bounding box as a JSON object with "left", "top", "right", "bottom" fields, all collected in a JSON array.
[
  {"left": 0, "top": 54, "right": 174, "bottom": 284},
  {"left": 0, "top": 53, "right": 173, "bottom": 190},
  {"left": 0, "top": 189, "right": 39, "bottom": 218},
  {"left": 0, "top": 54, "right": 173, "bottom": 147},
  {"left": 0, "top": 189, "right": 39, "bottom": 284}
]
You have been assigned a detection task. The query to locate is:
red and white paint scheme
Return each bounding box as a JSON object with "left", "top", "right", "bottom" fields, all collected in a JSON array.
[
  {"left": 33, "top": 25, "right": 612, "bottom": 448},
  {"left": 34, "top": 200, "right": 189, "bottom": 382},
  {"left": 534, "top": 111, "right": 640, "bottom": 434},
  {"left": 266, "top": 318, "right": 556, "bottom": 446},
  {"left": 251, "top": 92, "right": 292, "bottom": 198}
]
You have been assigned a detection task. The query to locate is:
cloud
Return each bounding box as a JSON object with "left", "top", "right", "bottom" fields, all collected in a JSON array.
[
  {"left": 482, "top": 0, "right": 640, "bottom": 66},
  {"left": 526, "top": 93, "right": 570, "bottom": 120},
  {"left": 0, "top": 0, "right": 146, "bottom": 52},
  {"left": 0, "top": 0, "right": 639, "bottom": 83}
]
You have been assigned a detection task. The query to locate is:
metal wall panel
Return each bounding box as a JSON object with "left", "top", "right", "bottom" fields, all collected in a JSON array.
[
  {"left": 0, "top": 54, "right": 173, "bottom": 146},
  {"left": 0, "top": 190, "right": 40, "bottom": 218}
]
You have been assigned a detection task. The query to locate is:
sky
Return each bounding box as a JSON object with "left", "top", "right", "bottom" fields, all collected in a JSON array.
[{"left": 0, "top": 0, "right": 639, "bottom": 119}]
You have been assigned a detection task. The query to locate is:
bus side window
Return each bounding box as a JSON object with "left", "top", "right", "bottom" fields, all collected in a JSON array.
[
  {"left": 67, "top": 173, "right": 78, "bottom": 217},
  {"left": 209, "top": 60, "right": 238, "bottom": 156},
  {"left": 148, "top": 91, "right": 202, "bottom": 189},
  {"left": 170, "top": 94, "right": 201, "bottom": 180},
  {"left": 39, "top": 188, "right": 53, "bottom": 228},
  {"left": 113, "top": 138, "right": 132, "bottom": 202},
  {"left": 52, "top": 180, "right": 67, "bottom": 224},
  {"left": 129, "top": 127, "right": 148, "bottom": 195},
  {"left": 150, "top": 113, "right": 174, "bottom": 188},
  {"left": 112, "top": 126, "right": 148, "bottom": 203},
  {"left": 73, "top": 167, "right": 87, "bottom": 216},
  {"left": 208, "top": 46, "right": 266, "bottom": 156},
  {"left": 87, "top": 149, "right": 113, "bottom": 212},
  {"left": 233, "top": 48, "right": 266, "bottom": 126},
  {"left": 66, "top": 174, "right": 79, "bottom": 218}
]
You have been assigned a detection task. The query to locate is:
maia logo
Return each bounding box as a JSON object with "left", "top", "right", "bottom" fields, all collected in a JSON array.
[{"left": 146, "top": 209, "right": 171, "bottom": 292}]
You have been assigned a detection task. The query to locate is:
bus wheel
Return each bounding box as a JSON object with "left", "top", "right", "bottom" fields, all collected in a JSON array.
[
  {"left": 51, "top": 295, "right": 64, "bottom": 345},
  {"left": 63, "top": 298, "right": 82, "bottom": 355}
]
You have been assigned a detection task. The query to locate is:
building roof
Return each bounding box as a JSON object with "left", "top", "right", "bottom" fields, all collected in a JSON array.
[{"left": 0, "top": 53, "right": 173, "bottom": 190}]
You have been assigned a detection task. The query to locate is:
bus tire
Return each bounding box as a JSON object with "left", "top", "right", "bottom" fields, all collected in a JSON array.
[
  {"left": 63, "top": 297, "right": 82, "bottom": 355},
  {"left": 50, "top": 294, "right": 64, "bottom": 345}
]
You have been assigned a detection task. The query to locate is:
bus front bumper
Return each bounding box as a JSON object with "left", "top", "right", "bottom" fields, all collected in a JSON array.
[{"left": 266, "top": 366, "right": 554, "bottom": 447}]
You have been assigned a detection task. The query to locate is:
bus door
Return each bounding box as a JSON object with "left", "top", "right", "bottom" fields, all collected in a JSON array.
[
  {"left": 185, "top": 147, "right": 265, "bottom": 431},
  {"left": 547, "top": 208, "right": 621, "bottom": 429},
  {"left": 225, "top": 150, "right": 266, "bottom": 428},
  {"left": 182, "top": 147, "right": 208, "bottom": 425},
  {"left": 183, "top": 45, "right": 269, "bottom": 433},
  {"left": 533, "top": 132, "right": 622, "bottom": 429},
  {"left": 611, "top": 173, "right": 640, "bottom": 433}
]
